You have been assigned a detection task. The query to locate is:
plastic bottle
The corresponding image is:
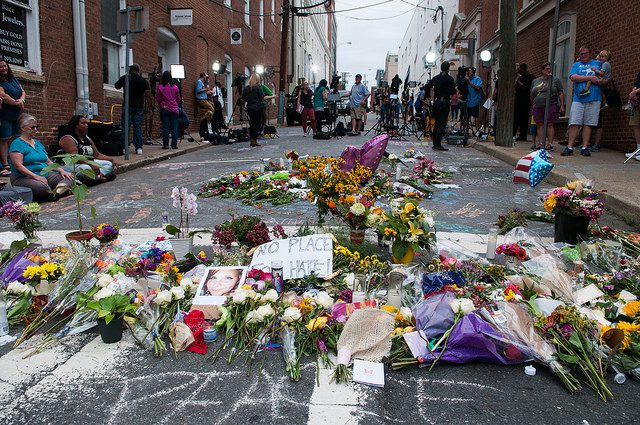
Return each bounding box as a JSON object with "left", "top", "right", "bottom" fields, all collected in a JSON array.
[
  {"left": 0, "top": 291, "right": 9, "bottom": 337},
  {"left": 486, "top": 226, "right": 499, "bottom": 260},
  {"left": 161, "top": 211, "right": 169, "bottom": 231}
]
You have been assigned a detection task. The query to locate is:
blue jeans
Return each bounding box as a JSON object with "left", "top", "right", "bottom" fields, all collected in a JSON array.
[
  {"left": 122, "top": 107, "right": 144, "bottom": 149},
  {"left": 160, "top": 108, "right": 179, "bottom": 148}
]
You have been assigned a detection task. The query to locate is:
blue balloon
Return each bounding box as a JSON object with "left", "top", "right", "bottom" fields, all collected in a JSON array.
[{"left": 528, "top": 153, "right": 553, "bottom": 187}]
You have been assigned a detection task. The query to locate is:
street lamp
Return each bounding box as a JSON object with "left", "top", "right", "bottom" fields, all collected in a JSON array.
[
  {"left": 480, "top": 50, "right": 492, "bottom": 67},
  {"left": 212, "top": 61, "right": 221, "bottom": 73},
  {"left": 425, "top": 51, "right": 437, "bottom": 67},
  {"left": 255, "top": 64, "right": 265, "bottom": 75}
]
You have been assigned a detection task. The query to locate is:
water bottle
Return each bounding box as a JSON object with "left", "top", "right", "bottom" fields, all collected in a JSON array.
[
  {"left": 161, "top": 211, "right": 169, "bottom": 231},
  {"left": 0, "top": 291, "right": 10, "bottom": 337}
]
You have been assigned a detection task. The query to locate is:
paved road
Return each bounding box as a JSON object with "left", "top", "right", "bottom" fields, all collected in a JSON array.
[{"left": 1, "top": 122, "right": 638, "bottom": 424}]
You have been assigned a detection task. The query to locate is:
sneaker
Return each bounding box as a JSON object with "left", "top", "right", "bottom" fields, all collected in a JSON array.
[
  {"left": 548, "top": 145, "right": 555, "bottom": 151},
  {"left": 578, "top": 88, "right": 590, "bottom": 96},
  {"left": 580, "top": 147, "right": 591, "bottom": 157},
  {"left": 530, "top": 144, "right": 537, "bottom": 150},
  {"left": 303, "top": 132, "right": 307, "bottom": 137},
  {"left": 136, "top": 148, "right": 143, "bottom": 154},
  {"left": 589, "top": 144, "right": 601, "bottom": 151},
  {"left": 560, "top": 147, "right": 573, "bottom": 156},
  {"left": 625, "top": 151, "right": 640, "bottom": 158}
]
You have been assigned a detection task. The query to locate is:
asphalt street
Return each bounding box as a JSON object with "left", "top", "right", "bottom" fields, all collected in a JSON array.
[{"left": 0, "top": 121, "right": 638, "bottom": 424}]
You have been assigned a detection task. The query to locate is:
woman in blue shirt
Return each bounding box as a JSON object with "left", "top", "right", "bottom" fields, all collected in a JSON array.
[
  {"left": 9, "top": 114, "right": 74, "bottom": 201},
  {"left": 0, "top": 59, "right": 26, "bottom": 177}
]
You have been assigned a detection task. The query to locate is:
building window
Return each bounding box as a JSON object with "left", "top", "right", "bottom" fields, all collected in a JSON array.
[
  {"left": 271, "top": 0, "right": 275, "bottom": 23},
  {"left": 102, "top": 0, "right": 124, "bottom": 85},
  {"left": 551, "top": 16, "right": 576, "bottom": 102},
  {"left": 0, "top": 0, "right": 41, "bottom": 72},
  {"left": 224, "top": 0, "right": 231, "bottom": 7},
  {"left": 244, "top": 0, "right": 250, "bottom": 26},
  {"left": 259, "top": 0, "right": 264, "bottom": 39},
  {"left": 522, "top": 0, "right": 535, "bottom": 10}
]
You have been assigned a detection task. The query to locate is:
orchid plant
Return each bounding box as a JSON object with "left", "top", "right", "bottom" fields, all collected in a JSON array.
[{"left": 166, "top": 187, "right": 198, "bottom": 239}]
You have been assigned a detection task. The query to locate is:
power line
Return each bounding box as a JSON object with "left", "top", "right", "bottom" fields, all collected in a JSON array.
[
  {"left": 342, "top": 8, "right": 415, "bottom": 21},
  {"left": 207, "top": 0, "right": 396, "bottom": 17}
]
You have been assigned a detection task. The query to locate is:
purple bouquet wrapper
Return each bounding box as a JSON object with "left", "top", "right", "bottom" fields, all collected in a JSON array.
[
  {"left": 1, "top": 248, "right": 37, "bottom": 285},
  {"left": 412, "top": 291, "right": 456, "bottom": 340},
  {"left": 423, "top": 313, "right": 528, "bottom": 365},
  {"left": 339, "top": 134, "right": 389, "bottom": 174}
]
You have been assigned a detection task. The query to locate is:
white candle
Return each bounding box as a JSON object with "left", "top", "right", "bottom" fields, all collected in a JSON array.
[
  {"left": 395, "top": 164, "right": 402, "bottom": 181},
  {"left": 486, "top": 226, "right": 498, "bottom": 260},
  {"left": 387, "top": 290, "right": 402, "bottom": 308},
  {"left": 352, "top": 291, "right": 366, "bottom": 304}
]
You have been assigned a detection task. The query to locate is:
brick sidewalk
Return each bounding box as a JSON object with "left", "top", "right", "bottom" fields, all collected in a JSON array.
[{"left": 470, "top": 139, "right": 640, "bottom": 226}]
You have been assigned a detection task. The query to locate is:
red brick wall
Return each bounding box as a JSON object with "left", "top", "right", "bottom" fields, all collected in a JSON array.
[
  {"left": 461, "top": 0, "right": 639, "bottom": 151},
  {"left": 17, "top": 0, "right": 284, "bottom": 146}
]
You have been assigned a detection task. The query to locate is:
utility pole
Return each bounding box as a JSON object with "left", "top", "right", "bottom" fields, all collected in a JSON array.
[
  {"left": 278, "top": 0, "right": 291, "bottom": 124},
  {"left": 495, "top": 0, "right": 517, "bottom": 147}
]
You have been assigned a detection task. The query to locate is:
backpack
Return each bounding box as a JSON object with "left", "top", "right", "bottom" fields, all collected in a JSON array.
[
  {"left": 313, "top": 131, "right": 331, "bottom": 140},
  {"left": 334, "top": 121, "right": 347, "bottom": 137}
]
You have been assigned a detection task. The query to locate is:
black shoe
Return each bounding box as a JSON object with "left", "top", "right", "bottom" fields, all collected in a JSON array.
[
  {"left": 171, "top": 146, "right": 178, "bottom": 149},
  {"left": 105, "top": 173, "right": 117, "bottom": 182},
  {"left": 580, "top": 147, "right": 591, "bottom": 157},
  {"left": 162, "top": 146, "right": 170, "bottom": 150},
  {"left": 560, "top": 147, "right": 573, "bottom": 156},
  {"left": 432, "top": 146, "right": 449, "bottom": 151}
]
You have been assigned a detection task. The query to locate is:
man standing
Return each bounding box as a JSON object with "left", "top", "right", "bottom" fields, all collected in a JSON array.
[
  {"left": 115, "top": 64, "right": 151, "bottom": 155},
  {"left": 466, "top": 67, "right": 483, "bottom": 132},
  {"left": 195, "top": 73, "right": 214, "bottom": 124},
  {"left": 347, "top": 74, "right": 370, "bottom": 135},
  {"left": 561, "top": 47, "right": 603, "bottom": 157},
  {"left": 425, "top": 61, "right": 457, "bottom": 151},
  {"left": 390, "top": 74, "right": 402, "bottom": 95},
  {"left": 514, "top": 63, "right": 534, "bottom": 141}
]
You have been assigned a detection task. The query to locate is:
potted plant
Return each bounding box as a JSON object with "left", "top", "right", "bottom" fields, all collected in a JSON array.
[
  {"left": 542, "top": 180, "right": 604, "bottom": 244},
  {"left": 377, "top": 196, "right": 436, "bottom": 264},
  {"left": 0, "top": 201, "right": 44, "bottom": 243},
  {"left": 43, "top": 153, "right": 99, "bottom": 242},
  {"left": 165, "top": 187, "right": 199, "bottom": 258},
  {"left": 82, "top": 294, "right": 136, "bottom": 343},
  {"left": 333, "top": 195, "right": 373, "bottom": 245}
]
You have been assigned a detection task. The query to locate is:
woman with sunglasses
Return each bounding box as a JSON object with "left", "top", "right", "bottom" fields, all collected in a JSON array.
[{"left": 9, "top": 114, "right": 74, "bottom": 201}]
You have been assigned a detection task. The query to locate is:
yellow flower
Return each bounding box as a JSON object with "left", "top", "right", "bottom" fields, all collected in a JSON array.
[
  {"left": 543, "top": 194, "right": 557, "bottom": 212},
  {"left": 241, "top": 284, "right": 253, "bottom": 290},
  {"left": 305, "top": 316, "right": 328, "bottom": 331},
  {"left": 408, "top": 221, "right": 425, "bottom": 238},
  {"left": 403, "top": 202, "right": 416, "bottom": 214},
  {"left": 381, "top": 305, "right": 398, "bottom": 314},
  {"left": 566, "top": 181, "right": 577, "bottom": 190},
  {"left": 345, "top": 195, "right": 355, "bottom": 204},
  {"left": 622, "top": 301, "right": 640, "bottom": 317}
]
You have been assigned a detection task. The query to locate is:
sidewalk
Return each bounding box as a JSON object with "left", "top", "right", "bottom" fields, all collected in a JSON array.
[{"left": 470, "top": 139, "right": 640, "bottom": 225}]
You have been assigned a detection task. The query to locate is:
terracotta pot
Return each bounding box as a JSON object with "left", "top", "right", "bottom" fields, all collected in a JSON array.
[
  {"left": 392, "top": 245, "right": 415, "bottom": 264},
  {"left": 65, "top": 230, "right": 93, "bottom": 242},
  {"left": 349, "top": 228, "right": 366, "bottom": 246}
]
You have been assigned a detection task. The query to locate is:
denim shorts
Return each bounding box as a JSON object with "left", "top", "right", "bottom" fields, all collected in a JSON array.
[{"left": 0, "top": 119, "right": 20, "bottom": 139}]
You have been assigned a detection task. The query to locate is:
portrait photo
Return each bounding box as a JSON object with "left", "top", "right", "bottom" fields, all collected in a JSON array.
[{"left": 193, "top": 266, "right": 248, "bottom": 305}]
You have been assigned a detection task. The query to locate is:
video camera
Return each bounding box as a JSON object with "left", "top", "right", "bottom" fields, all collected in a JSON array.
[{"left": 330, "top": 75, "right": 341, "bottom": 92}]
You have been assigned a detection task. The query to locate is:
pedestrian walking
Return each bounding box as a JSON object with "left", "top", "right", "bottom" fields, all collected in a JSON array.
[
  {"left": 561, "top": 47, "right": 604, "bottom": 157},
  {"left": 297, "top": 82, "right": 317, "bottom": 136},
  {"left": 155, "top": 71, "right": 182, "bottom": 150},
  {"left": 115, "top": 64, "right": 152, "bottom": 155},
  {"left": 424, "top": 61, "right": 457, "bottom": 151},
  {"left": 0, "top": 59, "right": 26, "bottom": 176}
]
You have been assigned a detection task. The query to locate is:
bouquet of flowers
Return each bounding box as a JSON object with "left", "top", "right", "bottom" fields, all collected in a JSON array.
[
  {"left": 332, "top": 195, "right": 373, "bottom": 230},
  {"left": 377, "top": 197, "right": 436, "bottom": 260},
  {"left": 0, "top": 201, "right": 44, "bottom": 240},
  {"left": 167, "top": 187, "right": 198, "bottom": 238},
  {"left": 409, "top": 158, "right": 447, "bottom": 185},
  {"left": 496, "top": 208, "right": 528, "bottom": 235},
  {"left": 212, "top": 215, "right": 272, "bottom": 249},
  {"left": 543, "top": 180, "right": 604, "bottom": 221},
  {"left": 403, "top": 148, "right": 424, "bottom": 159},
  {"left": 537, "top": 305, "right": 612, "bottom": 400},
  {"left": 22, "top": 262, "right": 65, "bottom": 284},
  {"left": 92, "top": 223, "right": 119, "bottom": 244},
  {"left": 496, "top": 243, "right": 527, "bottom": 260}
]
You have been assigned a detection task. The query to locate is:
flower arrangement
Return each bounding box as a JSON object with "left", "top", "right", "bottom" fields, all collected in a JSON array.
[
  {"left": 496, "top": 208, "right": 528, "bottom": 235},
  {"left": 200, "top": 171, "right": 298, "bottom": 206},
  {"left": 543, "top": 180, "right": 604, "bottom": 221},
  {"left": 333, "top": 245, "right": 389, "bottom": 276},
  {"left": 212, "top": 215, "right": 273, "bottom": 249},
  {"left": 403, "top": 148, "right": 424, "bottom": 159},
  {"left": 92, "top": 223, "right": 119, "bottom": 244},
  {"left": 0, "top": 201, "right": 44, "bottom": 240},
  {"left": 537, "top": 305, "right": 611, "bottom": 400},
  {"left": 22, "top": 262, "right": 65, "bottom": 283},
  {"left": 332, "top": 195, "right": 373, "bottom": 230},
  {"left": 409, "top": 158, "right": 447, "bottom": 185},
  {"left": 285, "top": 150, "right": 299, "bottom": 161},
  {"left": 167, "top": 187, "right": 198, "bottom": 238},
  {"left": 496, "top": 243, "right": 527, "bottom": 260},
  {"left": 377, "top": 197, "right": 436, "bottom": 260},
  {"left": 298, "top": 156, "right": 378, "bottom": 221}
]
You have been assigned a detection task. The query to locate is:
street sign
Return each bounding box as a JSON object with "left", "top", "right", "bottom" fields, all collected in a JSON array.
[
  {"left": 170, "top": 9, "right": 193, "bottom": 26},
  {"left": 230, "top": 28, "right": 242, "bottom": 45}
]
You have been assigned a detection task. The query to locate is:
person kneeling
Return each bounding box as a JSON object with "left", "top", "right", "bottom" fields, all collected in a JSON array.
[
  {"left": 58, "top": 115, "right": 118, "bottom": 186},
  {"left": 199, "top": 111, "right": 231, "bottom": 145}
]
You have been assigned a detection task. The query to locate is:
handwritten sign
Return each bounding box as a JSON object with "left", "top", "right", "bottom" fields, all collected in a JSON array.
[{"left": 250, "top": 234, "right": 333, "bottom": 279}]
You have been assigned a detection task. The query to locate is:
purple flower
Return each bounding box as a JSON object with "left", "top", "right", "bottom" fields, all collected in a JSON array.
[
  {"left": 339, "top": 289, "right": 353, "bottom": 304},
  {"left": 559, "top": 324, "right": 574, "bottom": 338},
  {"left": 604, "top": 284, "right": 615, "bottom": 292},
  {"left": 614, "top": 272, "right": 625, "bottom": 280},
  {"left": 317, "top": 339, "right": 328, "bottom": 353}
]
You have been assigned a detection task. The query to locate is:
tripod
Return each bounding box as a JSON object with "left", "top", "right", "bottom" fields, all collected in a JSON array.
[{"left": 452, "top": 100, "right": 474, "bottom": 138}]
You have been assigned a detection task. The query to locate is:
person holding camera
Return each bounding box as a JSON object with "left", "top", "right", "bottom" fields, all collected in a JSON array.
[
  {"left": 424, "top": 62, "right": 456, "bottom": 151},
  {"left": 466, "top": 67, "right": 483, "bottom": 132}
]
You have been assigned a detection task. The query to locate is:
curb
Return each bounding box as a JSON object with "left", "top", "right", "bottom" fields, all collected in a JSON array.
[
  {"left": 470, "top": 140, "right": 639, "bottom": 225},
  {"left": 115, "top": 138, "right": 211, "bottom": 174}
]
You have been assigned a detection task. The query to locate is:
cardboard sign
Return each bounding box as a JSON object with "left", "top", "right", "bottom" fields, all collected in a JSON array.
[
  {"left": 352, "top": 359, "right": 385, "bottom": 388},
  {"left": 249, "top": 234, "right": 333, "bottom": 279}
]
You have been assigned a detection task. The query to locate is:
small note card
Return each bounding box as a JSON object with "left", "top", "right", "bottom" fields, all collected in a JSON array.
[{"left": 352, "top": 359, "right": 385, "bottom": 388}]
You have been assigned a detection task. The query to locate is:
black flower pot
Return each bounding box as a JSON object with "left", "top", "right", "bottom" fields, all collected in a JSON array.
[
  {"left": 97, "top": 315, "right": 124, "bottom": 343},
  {"left": 554, "top": 213, "right": 590, "bottom": 244}
]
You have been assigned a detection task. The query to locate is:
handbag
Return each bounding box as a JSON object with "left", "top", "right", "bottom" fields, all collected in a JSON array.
[{"left": 604, "top": 79, "right": 622, "bottom": 108}]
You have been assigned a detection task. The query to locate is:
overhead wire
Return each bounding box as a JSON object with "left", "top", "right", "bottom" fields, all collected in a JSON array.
[{"left": 206, "top": 0, "right": 397, "bottom": 17}]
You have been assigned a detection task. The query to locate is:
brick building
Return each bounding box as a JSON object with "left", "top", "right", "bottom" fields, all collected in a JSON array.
[
  {"left": 1, "top": 0, "right": 285, "bottom": 146},
  {"left": 448, "top": 0, "right": 640, "bottom": 151}
]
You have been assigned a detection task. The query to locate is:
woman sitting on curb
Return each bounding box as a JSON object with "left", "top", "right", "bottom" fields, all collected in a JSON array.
[
  {"left": 9, "top": 114, "right": 74, "bottom": 201},
  {"left": 57, "top": 115, "right": 118, "bottom": 185}
]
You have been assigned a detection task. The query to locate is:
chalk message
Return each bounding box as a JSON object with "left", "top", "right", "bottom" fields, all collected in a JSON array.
[{"left": 250, "top": 234, "right": 333, "bottom": 279}]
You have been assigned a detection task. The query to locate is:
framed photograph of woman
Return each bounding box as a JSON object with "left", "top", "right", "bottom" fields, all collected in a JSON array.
[{"left": 193, "top": 266, "right": 248, "bottom": 305}]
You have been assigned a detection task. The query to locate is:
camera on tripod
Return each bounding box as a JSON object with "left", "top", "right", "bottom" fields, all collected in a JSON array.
[{"left": 330, "top": 75, "right": 341, "bottom": 92}]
